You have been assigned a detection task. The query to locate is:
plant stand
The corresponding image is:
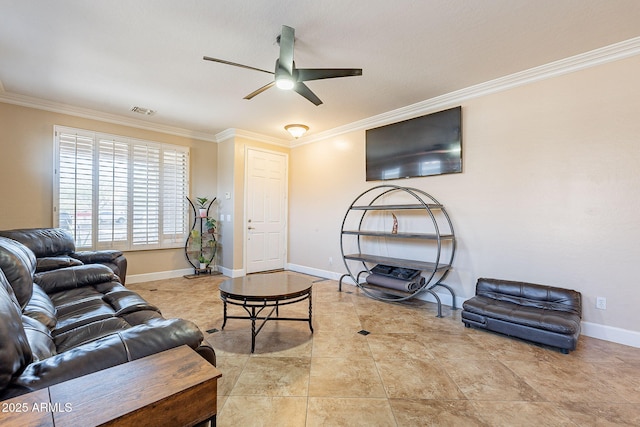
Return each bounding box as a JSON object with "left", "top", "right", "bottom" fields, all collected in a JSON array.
[{"left": 184, "top": 196, "right": 220, "bottom": 278}]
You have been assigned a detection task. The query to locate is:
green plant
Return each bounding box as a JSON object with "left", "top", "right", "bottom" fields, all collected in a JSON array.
[
  {"left": 196, "top": 197, "right": 209, "bottom": 209},
  {"left": 205, "top": 217, "right": 216, "bottom": 232},
  {"left": 198, "top": 255, "right": 208, "bottom": 263}
]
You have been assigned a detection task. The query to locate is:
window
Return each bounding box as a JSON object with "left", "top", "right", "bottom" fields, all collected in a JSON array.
[{"left": 54, "top": 126, "right": 189, "bottom": 251}]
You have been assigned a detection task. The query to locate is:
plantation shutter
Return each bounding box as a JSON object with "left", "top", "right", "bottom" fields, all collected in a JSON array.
[
  {"left": 132, "top": 144, "right": 161, "bottom": 247},
  {"left": 57, "top": 130, "right": 95, "bottom": 248},
  {"left": 54, "top": 126, "right": 189, "bottom": 251},
  {"left": 97, "top": 137, "right": 129, "bottom": 249},
  {"left": 162, "top": 147, "right": 189, "bottom": 246}
]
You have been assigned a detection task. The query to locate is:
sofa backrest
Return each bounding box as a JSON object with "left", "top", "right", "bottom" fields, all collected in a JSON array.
[
  {"left": 0, "top": 269, "right": 32, "bottom": 390},
  {"left": 0, "top": 236, "right": 36, "bottom": 308},
  {"left": 0, "top": 228, "right": 76, "bottom": 258},
  {"left": 476, "top": 277, "right": 582, "bottom": 317}
]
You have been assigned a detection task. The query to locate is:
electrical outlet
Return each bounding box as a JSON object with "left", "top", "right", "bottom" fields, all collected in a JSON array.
[
  {"left": 328, "top": 256, "right": 333, "bottom": 265},
  {"left": 596, "top": 297, "right": 607, "bottom": 310}
]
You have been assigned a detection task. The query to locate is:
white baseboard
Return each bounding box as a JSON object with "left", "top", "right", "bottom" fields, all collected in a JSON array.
[
  {"left": 132, "top": 263, "right": 640, "bottom": 349},
  {"left": 127, "top": 266, "right": 243, "bottom": 284},
  {"left": 286, "top": 263, "right": 346, "bottom": 282},
  {"left": 217, "top": 265, "right": 244, "bottom": 278},
  {"left": 126, "top": 268, "right": 193, "bottom": 284},
  {"left": 581, "top": 321, "right": 640, "bottom": 348}
]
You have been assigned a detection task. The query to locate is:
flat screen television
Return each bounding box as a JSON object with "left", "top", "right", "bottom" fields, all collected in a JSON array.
[{"left": 365, "top": 106, "right": 462, "bottom": 181}]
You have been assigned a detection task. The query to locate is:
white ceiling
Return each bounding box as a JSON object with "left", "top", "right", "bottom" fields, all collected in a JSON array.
[{"left": 2, "top": 1, "right": 640, "bottom": 143}]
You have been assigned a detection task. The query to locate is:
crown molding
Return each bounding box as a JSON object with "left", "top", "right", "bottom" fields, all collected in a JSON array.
[
  {"left": 2, "top": 36, "right": 639, "bottom": 148},
  {"left": 292, "top": 36, "right": 640, "bottom": 147},
  {"left": 214, "top": 128, "right": 289, "bottom": 146},
  {"left": 0, "top": 91, "right": 218, "bottom": 142}
]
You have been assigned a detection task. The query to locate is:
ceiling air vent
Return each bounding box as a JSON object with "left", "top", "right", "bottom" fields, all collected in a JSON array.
[{"left": 130, "top": 106, "right": 156, "bottom": 115}]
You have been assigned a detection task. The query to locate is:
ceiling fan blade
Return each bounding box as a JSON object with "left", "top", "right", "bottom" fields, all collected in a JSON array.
[
  {"left": 203, "top": 56, "right": 274, "bottom": 75},
  {"left": 278, "top": 25, "right": 295, "bottom": 75},
  {"left": 297, "top": 68, "right": 363, "bottom": 82},
  {"left": 294, "top": 82, "right": 323, "bottom": 106},
  {"left": 244, "top": 81, "right": 276, "bottom": 100}
]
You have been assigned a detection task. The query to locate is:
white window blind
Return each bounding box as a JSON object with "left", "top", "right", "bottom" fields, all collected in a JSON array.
[{"left": 54, "top": 126, "right": 189, "bottom": 251}]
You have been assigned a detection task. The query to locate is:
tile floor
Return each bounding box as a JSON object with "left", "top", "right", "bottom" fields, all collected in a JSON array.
[{"left": 129, "top": 272, "right": 640, "bottom": 426}]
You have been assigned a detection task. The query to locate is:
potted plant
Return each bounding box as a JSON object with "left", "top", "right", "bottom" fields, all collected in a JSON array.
[
  {"left": 205, "top": 217, "right": 217, "bottom": 234},
  {"left": 198, "top": 254, "right": 208, "bottom": 270},
  {"left": 196, "top": 197, "right": 209, "bottom": 217}
]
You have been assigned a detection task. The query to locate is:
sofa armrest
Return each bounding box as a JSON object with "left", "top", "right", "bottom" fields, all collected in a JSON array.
[
  {"left": 71, "top": 250, "right": 122, "bottom": 264},
  {"left": 34, "top": 264, "right": 118, "bottom": 294},
  {"left": 71, "top": 251, "right": 127, "bottom": 285}
]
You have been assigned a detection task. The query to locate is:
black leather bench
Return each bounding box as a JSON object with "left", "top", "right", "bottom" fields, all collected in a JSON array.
[{"left": 461, "top": 278, "right": 582, "bottom": 353}]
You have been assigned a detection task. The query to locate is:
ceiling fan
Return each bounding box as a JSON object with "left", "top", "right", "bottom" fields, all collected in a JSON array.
[{"left": 203, "top": 25, "right": 362, "bottom": 106}]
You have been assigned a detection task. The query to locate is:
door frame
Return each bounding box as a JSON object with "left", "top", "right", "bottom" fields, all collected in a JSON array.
[{"left": 243, "top": 146, "right": 289, "bottom": 274}]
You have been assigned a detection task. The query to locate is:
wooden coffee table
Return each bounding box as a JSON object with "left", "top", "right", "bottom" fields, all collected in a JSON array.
[
  {"left": 0, "top": 345, "right": 221, "bottom": 427},
  {"left": 219, "top": 273, "right": 314, "bottom": 353}
]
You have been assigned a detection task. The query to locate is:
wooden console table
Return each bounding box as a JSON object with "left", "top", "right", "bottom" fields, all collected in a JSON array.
[{"left": 0, "top": 345, "right": 221, "bottom": 427}]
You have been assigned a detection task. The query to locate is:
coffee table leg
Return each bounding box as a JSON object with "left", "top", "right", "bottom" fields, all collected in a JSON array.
[
  {"left": 308, "top": 291, "right": 314, "bottom": 333},
  {"left": 251, "top": 306, "right": 256, "bottom": 353},
  {"left": 251, "top": 307, "right": 258, "bottom": 354},
  {"left": 221, "top": 301, "right": 228, "bottom": 330}
]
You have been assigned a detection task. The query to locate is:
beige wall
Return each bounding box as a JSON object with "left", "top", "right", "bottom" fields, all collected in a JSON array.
[
  {"left": 289, "top": 55, "right": 640, "bottom": 333},
  {"left": 0, "top": 103, "right": 217, "bottom": 276},
  {"left": 216, "top": 138, "right": 235, "bottom": 270},
  {"left": 2, "top": 53, "right": 639, "bottom": 336}
]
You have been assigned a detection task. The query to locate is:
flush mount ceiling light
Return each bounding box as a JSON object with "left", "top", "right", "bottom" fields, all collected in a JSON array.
[{"left": 285, "top": 124, "right": 309, "bottom": 139}]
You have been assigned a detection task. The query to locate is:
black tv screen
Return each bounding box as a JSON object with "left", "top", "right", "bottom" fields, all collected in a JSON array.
[{"left": 365, "top": 106, "right": 462, "bottom": 181}]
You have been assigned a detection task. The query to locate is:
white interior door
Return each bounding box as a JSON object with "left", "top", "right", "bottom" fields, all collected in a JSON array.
[{"left": 245, "top": 148, "right": 287, "bottom": 274}]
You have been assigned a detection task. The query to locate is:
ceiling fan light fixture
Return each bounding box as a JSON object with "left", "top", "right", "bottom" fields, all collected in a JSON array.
[
  {"left": 285, "top": 124, "right": 309, "bottom": 138},
  {"left": 275, "top": 75, "right": 295, "bottom": 90}
]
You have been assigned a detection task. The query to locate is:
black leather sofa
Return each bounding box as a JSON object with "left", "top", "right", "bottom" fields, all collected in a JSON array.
[
  {"left": 0, "top": 228, "right": 215, "bottom": 400},
  {"left": 461, "top": 277, "right": 582, "bottom": 353},
  {"left": 0, "top": 228, "right": 128, "bottom": 284}
]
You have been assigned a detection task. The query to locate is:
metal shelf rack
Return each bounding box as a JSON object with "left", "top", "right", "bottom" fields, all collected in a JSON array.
[{"left": 339, "top": 185, "right": 456, "bottom": 316}]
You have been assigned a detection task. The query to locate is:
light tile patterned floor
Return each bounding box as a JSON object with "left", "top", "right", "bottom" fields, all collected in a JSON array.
[{"left": 129, "top": 272, "right": 640, "bottom": 426}]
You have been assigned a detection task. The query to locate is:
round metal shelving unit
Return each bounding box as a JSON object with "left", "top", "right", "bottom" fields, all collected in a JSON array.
[{"left": 339, "top": 185, "right": 456, "bottom": 314}]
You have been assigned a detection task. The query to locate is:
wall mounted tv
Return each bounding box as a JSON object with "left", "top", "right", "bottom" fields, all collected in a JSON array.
[{"left": 365, "top": 106, "right": 462, "bottom": 181}]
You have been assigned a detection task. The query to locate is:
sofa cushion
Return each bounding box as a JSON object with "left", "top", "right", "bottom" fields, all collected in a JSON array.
[
  {"left": 23, "top": 284, "right": 57, "bottom": 330},
  {"left": 0, "top": 236, "right": 36, "bottom": 308},
  {"left": 48, "top": 287, "right": 104, "bottom": 309},
  {"left": 34, "top": 264, "right": 116, "bottom": 294},
  {"left": 103, "top": 290, "right": 160, "bottom": 316},
  {"left": 0, "top": 228, "right": 75, "bottom": 258},
  {"left": 462, "top": 295, "right": 581, "bottom": 335},
  {"left": 476, "top": 277, "right": 582, "bottom": 317},
  {"left": 22, "top": 316, "right": 57, "bottom": 362},
  {"left": 53, "top": 299, "right": 117, "bottom": 335},
  {"left": 53, "top": 317, "right": 131, "bottom": 352},
  {"left": 0, "top": 270, "right": 32, "bottom": 389}
]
